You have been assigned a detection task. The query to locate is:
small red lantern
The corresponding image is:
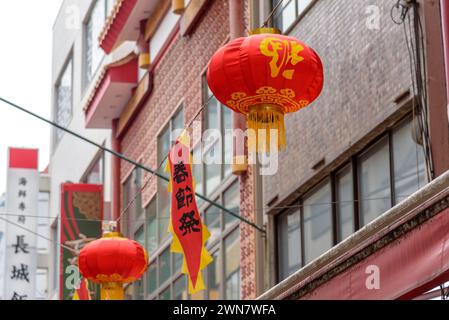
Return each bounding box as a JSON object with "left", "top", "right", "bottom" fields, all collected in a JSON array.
[
  {"left": 78, "top": 232, "right": 148, "bottom": 300},
  {"left": 207, "top": 28, "right": 324, "bottom": 151}
]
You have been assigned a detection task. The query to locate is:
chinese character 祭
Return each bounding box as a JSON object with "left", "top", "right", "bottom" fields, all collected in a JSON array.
[{"left": 179, "top": 211, "right": 200, "bottom": 236}]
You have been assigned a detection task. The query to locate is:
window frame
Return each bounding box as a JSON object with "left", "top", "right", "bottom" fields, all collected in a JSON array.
[
  {"left": 275, "top": 114, "right": 428, "bottom": 282},
  {"left": 271, "top": 0, "right": 317, "bottom": 34},
  {"left": 83, "top": 0, "right": 108, "bottom": 91},
  {"left": 53, "top": 52, "right": 74, "bottom": 149}
]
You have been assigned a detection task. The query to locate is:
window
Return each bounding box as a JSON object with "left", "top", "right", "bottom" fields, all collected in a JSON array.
[
  {"left": 142, "top": 78, "right": 240, "bottom": 300},
  {"left": 359, "top": 137, "right": 391, "bottom": 226},
  {"left": 392, "top": 119, "right": 427, "bottom": 203},
  {"left": 157, "top": 108, "right": 184, "bottom": 244},
  {"left": 203, "top": 76, "right": 233, "bottom": 195},
  {"left": 276, "top": 116, "right": 427, "bottom": 281},
  {"left": 146, "top": 199, "right": 158, "bottom": 255},
  {"left": 85, "top": 0, "right": 109, "bottom": 86},
  {"left": 336, "top": 166, "right": 354, "bottom": 241},
  {"left": 121, "top": 168, "right": 142, "bottom": 237},
  {"left": 54, "top": 57, "right": 73, "bottom": 143},
  {"left": 82, "top": 153, "right": 104, "bottom": 184},
  {"left": 303, "top": 181, "right": 333, "bottom": 264},
  {"left": 272, "top": 0, "right": 313, "bottom": 32},
  {"left": 202, "top": 180, "right": 241, "bottom": 300},
  {"left": 224, "top": 229, "right": 240, "bottom": 299},
  {"left": 277, "top": 208, "right": 301, "bottom": 281}
]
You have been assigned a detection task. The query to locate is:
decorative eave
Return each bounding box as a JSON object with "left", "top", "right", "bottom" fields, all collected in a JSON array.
[
  {"left": 99, "top": 0, "right": 160, "bottom": 54},
  {"left": 83, "top": 51, "right": 139, "bottom": 129}
]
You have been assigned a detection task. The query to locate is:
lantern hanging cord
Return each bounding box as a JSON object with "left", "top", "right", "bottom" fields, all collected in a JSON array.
[
  {"left": 262, "top": 0, "right": 286, "bottom": 28},
  {"left": 0, "top": 96, "right": 265, "bottom": 234},
  {"left": 116, "top": 100, "right": 208, "bottom": 226}
]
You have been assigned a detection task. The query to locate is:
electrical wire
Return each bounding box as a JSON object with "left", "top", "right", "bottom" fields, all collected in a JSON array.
[
  {"left": 116, "top": 100, "right": 208, "bottom": 225},
  {"left": 262, "top": 0, "right": 287, "bottom": 28},
  {"left": 0, "top": 96, "right": 265, "bottom": 233},
  {"left": 0, "top": 194, "right": 416, "bottom": 224},
  {"left": 0, "top": 215, "right": 77, "bottom": 254}
]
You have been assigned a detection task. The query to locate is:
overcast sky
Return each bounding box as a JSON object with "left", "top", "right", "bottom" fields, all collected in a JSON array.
[{"left": 0, "top": 1, "right": 63, "bottom": 195}]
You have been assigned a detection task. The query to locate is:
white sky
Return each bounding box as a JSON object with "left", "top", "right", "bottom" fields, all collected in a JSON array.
[{"left": 0, "top": 0, "right": 63, "bottom": 195}]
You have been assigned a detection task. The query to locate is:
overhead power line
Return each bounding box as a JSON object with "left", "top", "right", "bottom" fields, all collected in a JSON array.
[{"left": 0, "top": 96, "right": 265, "bottom": 233}]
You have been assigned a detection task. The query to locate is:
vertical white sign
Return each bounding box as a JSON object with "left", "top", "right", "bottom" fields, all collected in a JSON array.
[
  {"left": 0, "top": 193, "right": 6, "bottom": 300},
  {"left": 4, "top": 148, "right": 39, "bottom": 300}
]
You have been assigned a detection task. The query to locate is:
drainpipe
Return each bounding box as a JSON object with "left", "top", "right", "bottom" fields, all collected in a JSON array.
[
  {"left": 229, "top": 0, "right": 265, "bottom": 298},
  {"left": 229, "top": 0, "right": 248, "bottom": 175},
  {"left": 441, "top": 0, "right": 449, "bottom": 122},
  {"left": 112, "top": 119, "right": 121, "bottom": 231}
]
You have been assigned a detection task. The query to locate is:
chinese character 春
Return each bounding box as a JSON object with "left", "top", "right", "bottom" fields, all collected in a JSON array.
[
  {"left": 18, "top": 177, "right": 27, "bottom": 186},
  {"left": 173, "top": 162, "right": 189, "bottom": 184},
  {"left": 13, "top": 235, "right": 29, "bottom": 254},
  {"left": 179, "top": 211, "right": 200, "bottom": 236},
  {"left": 10, "top": 264, "right": 30, "bottom": 282},
  {"left": 176, "top": 186, "right": 193, "bottom": 210}
]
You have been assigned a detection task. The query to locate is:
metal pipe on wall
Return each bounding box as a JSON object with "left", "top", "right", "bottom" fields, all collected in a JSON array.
[{"left": 441, "top": 0, "right": 449, "bottom": 123}]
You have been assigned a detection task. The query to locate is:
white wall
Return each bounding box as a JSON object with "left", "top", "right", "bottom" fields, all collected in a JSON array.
[{"left": 49, "top": 0, "right": 113, "bottom": 299}]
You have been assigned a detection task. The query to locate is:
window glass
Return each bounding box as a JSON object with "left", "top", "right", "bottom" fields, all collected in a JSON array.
[
  {"left": 159, "top": 287, "right": 171, "bottom": 300},
  {"left": 207, "top": 251, "right": 220, "bottom": 300},
  {"left": 272, "top": 0, "right": 312, "bottom": 32},
  {"left": 147, "top": 263, "right": 157, "bottom": 295},
  {"left": 173, "top": 253, "right": 182, "bottom": 276},
  {"left": 146, "top": 200, "right": 158, "bottom": 255},
  {"left": 393, "top": 119, "right": 427, "bottom": 204},
  {"left": 277, "top": 208, "right": 301, "bottom": 281},
  {"left": 84, "top": 155, "right": 103, "bottom": 184},
  {"left": 224, "top": 229, "right": 240, "bottom": 300},
  {"left": 223, "top": 181, "right": 239, "bottom": 229},
  {"left": 134, "top": 225, "right": 144, "bottom": 247},
  {"left": 359, "top": 137, "right": 391, "bottom": 226},
  {"left": 55, "top": 58, "right": 72, "bottom": 142},
  {"left": 223, "top": 106, "right": 232, "bottom": 176},
  {"left": 303, "top": 181, "right": 333, "bottom": 264},
  {"left": 173, "top": 276, "right": 187, "bottom": 300},
  {"left": 85, "top": 0, "right": 106, "bottom": 84},
  {"left": 205, "top": 202, "right": 220, "bottom": 245},
  {"left": 336, "top": 166, "right": 354, "bottom": 241},
  {"left": 158, "top": 248, "right": 170, "bottom": 286}
]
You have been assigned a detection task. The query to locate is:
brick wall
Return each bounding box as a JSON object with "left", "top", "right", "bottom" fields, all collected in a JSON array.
[
  {"left": 263, "top": 0, "right": 412, "bottom": 210},
  {"left": 119, "top": 0, "right": 259, "bottom": 300},
  {"left": 120, "top": 0, "right": 230, "bottom": 204}
]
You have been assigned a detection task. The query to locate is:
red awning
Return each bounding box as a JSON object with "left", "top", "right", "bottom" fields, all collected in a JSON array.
[
  {"left": 84, "top": 53, "right": 138, "bottom": 129},
  {"left": 302, "top": 207, "right": 449, "bottom": 300},
  {"left": 99, "top": 0, "right": 159, "bottom": 54}
]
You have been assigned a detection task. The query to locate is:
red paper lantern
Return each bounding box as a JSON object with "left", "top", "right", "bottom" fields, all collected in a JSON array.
[
  {"left": 207, "top": 28, "right": 324, "bottom": 151},
  {"left": 78, "top": 232, "right": 148, "bottom": 300}
]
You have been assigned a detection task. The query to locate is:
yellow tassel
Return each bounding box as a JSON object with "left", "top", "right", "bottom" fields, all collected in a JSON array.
[
  {"left": 101, "top": 282, "right": 124, "bottom": 300},
  {"left": 247, "top": 104, "right": 286, "bottom": 152}
]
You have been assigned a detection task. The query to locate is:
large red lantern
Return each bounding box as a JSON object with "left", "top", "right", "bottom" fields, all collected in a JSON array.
[
  {"left": 207, "top": 28, "right": 324, "bottom": 151},
  {"left": 78, "top": 232, "right": 148, "bottom": 300}
]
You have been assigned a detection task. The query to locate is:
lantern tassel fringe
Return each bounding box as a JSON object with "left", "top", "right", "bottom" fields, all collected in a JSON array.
[{"left": 247, "top": 104, "right": 286, "bottom": 152}]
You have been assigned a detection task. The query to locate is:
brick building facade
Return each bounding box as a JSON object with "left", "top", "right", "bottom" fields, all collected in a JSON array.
[{"left": 50, "top": 0, "right": 449, "bottom": 300}]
